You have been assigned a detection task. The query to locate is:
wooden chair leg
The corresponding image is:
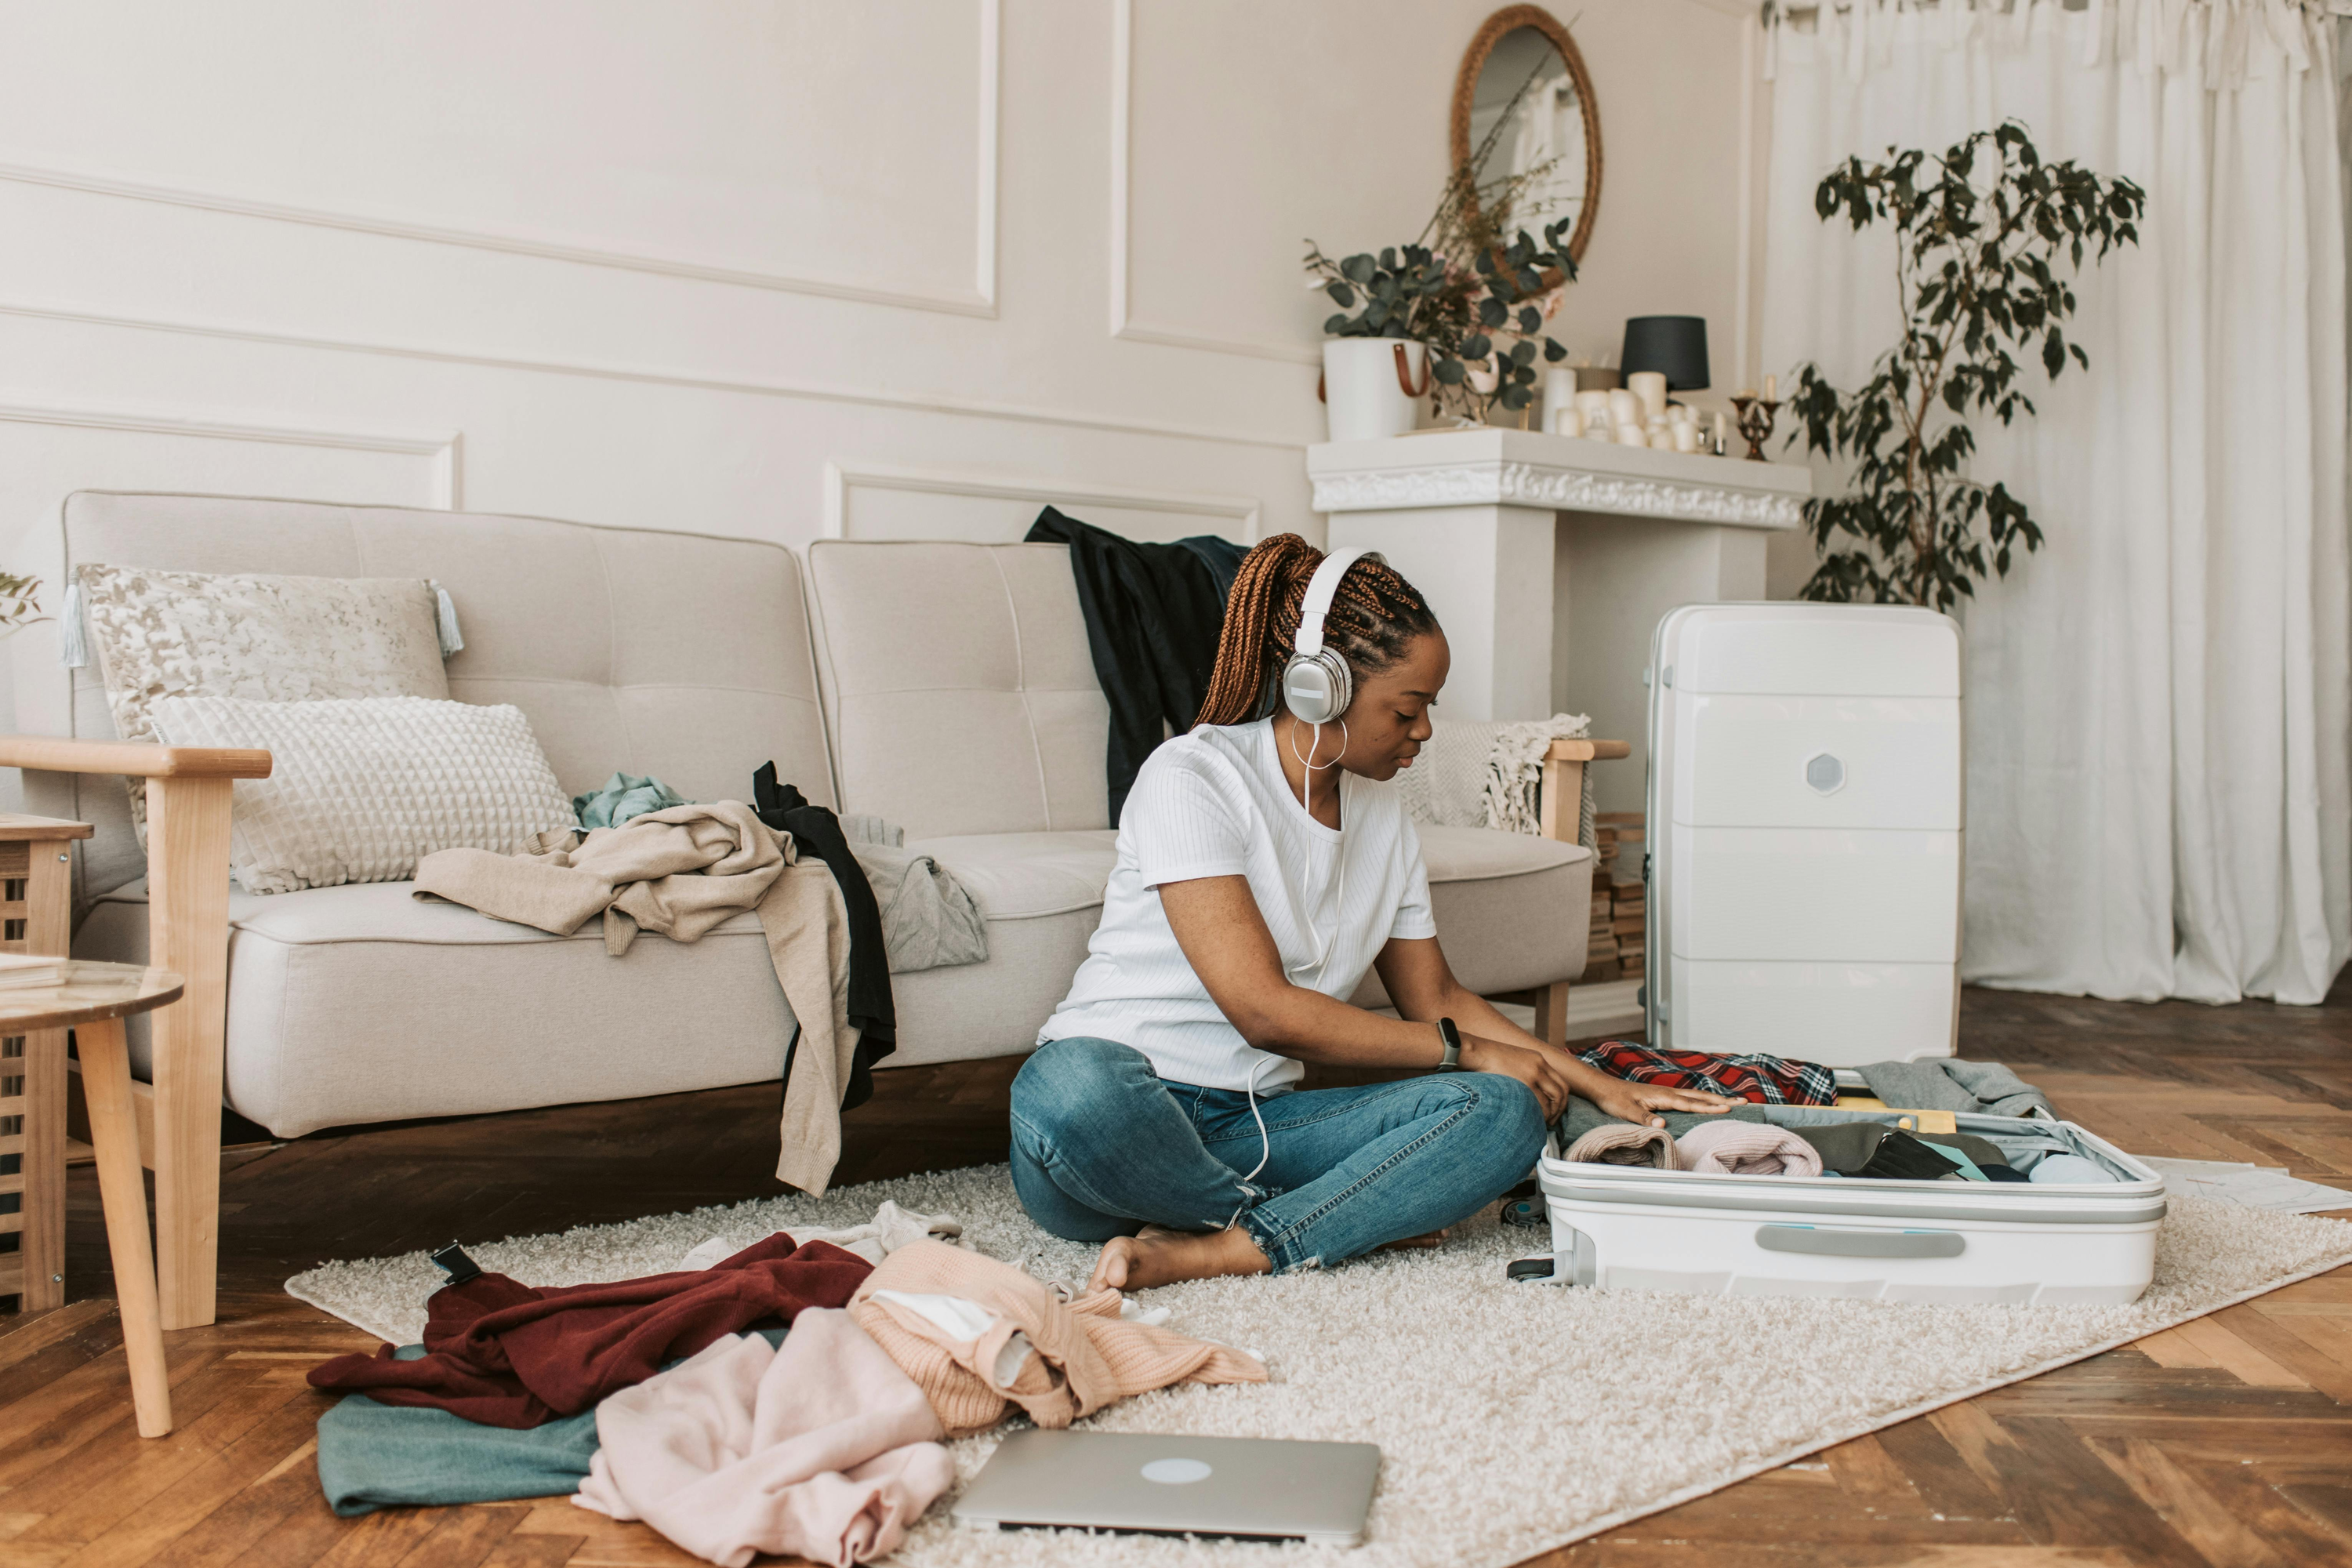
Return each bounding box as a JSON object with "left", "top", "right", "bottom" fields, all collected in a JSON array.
[
  {"left": 20, "top": 840, "right": 74, "bottom": 1312},
  {"left": 79, "top": 1014, "right": 171, "bottom": 1437},
  {"left": 1534, "top": 980, "right": 1569, "bottom": 1051},
  {"left": 17, "top": 1026, "right": 67, "bottom": 1311},
  {"left": 143, "top": 777, "right": 233, "bottom": 1332}
]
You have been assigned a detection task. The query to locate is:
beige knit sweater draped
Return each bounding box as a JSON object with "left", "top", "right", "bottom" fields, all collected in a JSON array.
[{"left": 413, "top": 802, "right": 858, "bottom": 1195}]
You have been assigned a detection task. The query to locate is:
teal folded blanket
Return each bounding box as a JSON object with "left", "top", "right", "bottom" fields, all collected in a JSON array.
[{"left": 319, "top": 1329, "right": 788, "bottom": 1516}]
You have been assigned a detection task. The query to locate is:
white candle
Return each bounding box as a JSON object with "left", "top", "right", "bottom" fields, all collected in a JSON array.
[
  {"left": 1576, "top": 390, "right": 1613, "bottom": 423},
  {"left": 1616, "top": 424, "right": 1650, "bottom": 448},
  {"left": 1551, "top": 405, "right": 1584, "bottom": 437},
  {"left": 1672, "top": 422, "right": 1701, "bottom": 453},
  {"left": 1628, "top": 371, "right": 1668, "bottom": 423},
  {"left": 1608, "top": 388, "right": 1640, "bottom": 430},
  {"left": 1765, "top": 373, "right": 1778, "bottom": 402},
  {"left": 1715, "top": 412, "right": 1730, "bottom": 453},
  {"left": 1543, "top": 368, "right": 1577, "bottom": 427}
]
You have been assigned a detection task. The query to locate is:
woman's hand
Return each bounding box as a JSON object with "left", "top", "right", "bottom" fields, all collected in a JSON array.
[
  {"left": 1581, "top": 1076, "right": 1740, "bottom": 1129},
  {"left": 1458, "top": 1035, "right": 1575, "bottom": 1121}
]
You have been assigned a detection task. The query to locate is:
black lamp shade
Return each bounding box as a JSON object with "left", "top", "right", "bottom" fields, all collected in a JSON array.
[{"left": 1621, "top": 316, "right": 1710, "bottom": 392}]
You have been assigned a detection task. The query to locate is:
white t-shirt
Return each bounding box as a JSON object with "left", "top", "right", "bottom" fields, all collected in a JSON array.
[{"left": 1039, "top": 718, "right": 1436, "bottom": 1092}]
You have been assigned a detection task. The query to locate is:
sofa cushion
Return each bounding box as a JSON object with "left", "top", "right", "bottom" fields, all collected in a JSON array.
[
  {"left": 805, "top": 540, "right": 1109, "bottom": 839},
  {"left": 79, "top": 879, "right": 794, "bottom": 1138},
  {"left": 1364, "top": 826, "right": 1595, "bottom": 1003},
  {"left": 38, "top": 492, "right": 832, "bottom": 910}
]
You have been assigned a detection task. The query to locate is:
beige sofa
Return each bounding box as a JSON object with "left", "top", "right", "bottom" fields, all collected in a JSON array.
[{"left": 15, "top": 492, "right": 1595, "bottom": 1323}]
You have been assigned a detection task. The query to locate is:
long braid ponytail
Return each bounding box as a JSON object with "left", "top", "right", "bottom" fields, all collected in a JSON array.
[{"left": 1194, "top": 534, "right": 1439, "bottom": 728}]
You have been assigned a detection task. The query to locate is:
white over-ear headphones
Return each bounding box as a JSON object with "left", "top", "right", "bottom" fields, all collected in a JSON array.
[{"left": 1281, "top": 548, "right": 1381, "bottom": 724}]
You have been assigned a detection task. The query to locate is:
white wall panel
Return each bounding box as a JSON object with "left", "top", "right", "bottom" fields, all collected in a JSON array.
[
  {"left": 0, "top": 0, "right": 1759, "bottom": 724},
  {"left": 0, "top": 0, "right": 998, "bottom": 313}
]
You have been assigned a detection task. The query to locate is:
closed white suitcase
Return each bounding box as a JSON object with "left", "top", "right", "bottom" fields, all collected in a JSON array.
[
  {"left": 1527, "top": 1109, "right": 2165, "bottom": 1306},
  {"left": 1645, "top": 602, "right": 1964, "bottom": 1065}
]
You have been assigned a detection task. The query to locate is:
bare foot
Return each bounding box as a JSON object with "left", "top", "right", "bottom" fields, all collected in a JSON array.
[
  {"left": 1090, "top": 1226, "right": 1272, "bottom": 1292},
  {"left": 1377, "top": 1229, "right": 1446, "bottom": 1252}
]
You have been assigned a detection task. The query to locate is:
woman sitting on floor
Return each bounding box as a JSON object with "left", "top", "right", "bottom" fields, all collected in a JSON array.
[{"left": 1011, "top": 535, "right": 1730, "bottom": 1290}]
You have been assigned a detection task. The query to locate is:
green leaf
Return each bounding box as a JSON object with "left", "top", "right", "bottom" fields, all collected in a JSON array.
[
  {"left": 1433, "top": 358, "right": 1466, "bottom": 385},
  {"left": 1461, "top": 333, "right": 1492, "bottom": 360},
  {"left": 1325, "top": 281, "right": 1355, "bottom": 308},
  {"left": 1341, "top": 255, "right": 1375, "bottom": 285},
  {"left": 1518, "top": 306, "right": 1542, "bottom": 334},
  {"left": 1510, "top": 339, "right": 1537, "bottom": 366},
  {"left": 1543, "top": 338, "right": 1568, "bottom": 361}
]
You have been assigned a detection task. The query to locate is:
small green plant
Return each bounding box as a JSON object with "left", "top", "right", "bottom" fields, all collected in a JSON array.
[
  {"left": 1304, "top": 64, "right": 1577, "bottom": 422},
  {"left": 1785, "top": 122, "right": 2145, "bottom": 609}
]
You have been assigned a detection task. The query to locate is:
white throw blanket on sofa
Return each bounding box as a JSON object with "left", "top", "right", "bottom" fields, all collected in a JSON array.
[{"left": 1394, "top": 712, "right": 1595, "bottom": 845}]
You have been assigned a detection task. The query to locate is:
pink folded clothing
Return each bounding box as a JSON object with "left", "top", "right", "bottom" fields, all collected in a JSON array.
[
  {"left": 1563, "top": 1123, "right": 1680, "bottom": 1170},
  {"left": 849, "top": 1240, "right": 1268, "bottom": 1439},
  {"left": 573, "top": 1308, "right": 953, "bottom": 1568},
  {"left": 1675, "top": 1121, "right": 1824, "bottom": 1177}
]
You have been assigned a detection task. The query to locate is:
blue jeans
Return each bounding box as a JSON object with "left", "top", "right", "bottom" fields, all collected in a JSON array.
[{"left": 1009, "top": 1036, "right": 1547, "bottom": 1272}]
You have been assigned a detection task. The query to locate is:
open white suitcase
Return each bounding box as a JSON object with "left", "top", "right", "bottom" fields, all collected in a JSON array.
[
  {"left": 1517, "top": 1106, "right": 2167, "bottom": 1305},
  {"left": 1644, "top": 602, "right": 1964, "bottom": 1065}
]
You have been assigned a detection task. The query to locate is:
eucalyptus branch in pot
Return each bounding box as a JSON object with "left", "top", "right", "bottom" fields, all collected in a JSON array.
[{"left": 1305, "top": 223, "right": 1576, "bottom": 422}]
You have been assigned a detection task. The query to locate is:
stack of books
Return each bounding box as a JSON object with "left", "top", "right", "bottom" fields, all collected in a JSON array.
[{"left": 1579, "top": 811, "right": 1648, "bottom": 984}]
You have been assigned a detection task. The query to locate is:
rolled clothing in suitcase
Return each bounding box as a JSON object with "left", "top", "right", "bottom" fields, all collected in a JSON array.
[{"left": 1530, "top": 1106, "right": 2165, "bottom": 1306}]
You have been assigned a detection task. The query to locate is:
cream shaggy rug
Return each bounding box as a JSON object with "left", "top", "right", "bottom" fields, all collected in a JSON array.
[{"left": 288, "top": 1165, "right": 2352, "bottom": 1567}]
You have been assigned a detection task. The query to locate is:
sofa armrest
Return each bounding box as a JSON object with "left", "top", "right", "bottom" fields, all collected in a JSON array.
[
  {"left": 0, "top": 736, "right": 271, "bottom": 780},
  {"left": 0, "top": 732, "right": 263, "bottom": 1332},
  {"left": 1538, "top": 738, "right": 1628, "bottom": 844}
]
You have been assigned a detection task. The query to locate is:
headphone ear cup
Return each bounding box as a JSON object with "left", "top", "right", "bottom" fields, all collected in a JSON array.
[{"left": 1282, "top": 650, "right": 1351, "bottom": 725}]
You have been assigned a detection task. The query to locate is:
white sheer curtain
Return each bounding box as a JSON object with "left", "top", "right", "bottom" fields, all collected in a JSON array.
[{"left": 1762, "top": 0, "right": 2351, "bottom": 1006}]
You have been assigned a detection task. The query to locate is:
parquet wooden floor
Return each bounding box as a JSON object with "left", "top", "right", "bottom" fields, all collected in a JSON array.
[{"left": 3, "top": 980, "right": 2350, "bottom": 1567}]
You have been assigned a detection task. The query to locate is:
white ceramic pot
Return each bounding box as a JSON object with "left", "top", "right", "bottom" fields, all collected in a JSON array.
[{"left": 1322, "top": 339, "right": 1430, "bottom": 443}]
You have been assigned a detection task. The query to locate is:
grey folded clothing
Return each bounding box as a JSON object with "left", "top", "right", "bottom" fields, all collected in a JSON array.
[
  {"left": 1557, "top": 1094, "right": 1766, "bottom": 1149},
  {"left": 1857, "top": 1058, "right": 2054, "bottom": 1120},
  {"left": 846, "top": 839, "right": 988, "bottom": 973}
]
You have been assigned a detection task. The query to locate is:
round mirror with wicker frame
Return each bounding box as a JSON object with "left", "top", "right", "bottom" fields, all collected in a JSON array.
[{"left": 1452, "top": 5, "right": 1602, "bottom": 264}]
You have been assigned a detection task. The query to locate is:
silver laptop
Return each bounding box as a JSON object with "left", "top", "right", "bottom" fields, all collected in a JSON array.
[{"left": 953, "top": 1429, "right": 1381, "bottom": 1548}]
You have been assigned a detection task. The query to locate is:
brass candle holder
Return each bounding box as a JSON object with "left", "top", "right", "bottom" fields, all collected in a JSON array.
[{"left": 1729, "top": 395, "right": 1780, "bottom": 463}]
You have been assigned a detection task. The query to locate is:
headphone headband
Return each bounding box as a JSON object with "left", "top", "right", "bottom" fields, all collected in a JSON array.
[{"left": 1294, "top": 549, "right": 1379, "bottom": 660}]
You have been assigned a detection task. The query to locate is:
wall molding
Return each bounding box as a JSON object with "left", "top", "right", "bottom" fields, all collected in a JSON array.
[
  {"left": 0, "top": 296, "right": 1309, "bottom": 456},
  {"left": 0, "top": 393, "right": 460, "bottom": 507},
  {"left": 822, "top": 459, "right": 1262, "bottom": 540},
  {"left": 1107, "top": 0, "right": 1322, "bottom": 367},
  {"left": 0, "top": 0, "right": 1002, "bottom": 320}
]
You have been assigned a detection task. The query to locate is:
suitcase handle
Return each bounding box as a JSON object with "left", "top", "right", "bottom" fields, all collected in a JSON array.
[{"left": 1755, "top": 1225, "right": 1964, "bottom": 1258}]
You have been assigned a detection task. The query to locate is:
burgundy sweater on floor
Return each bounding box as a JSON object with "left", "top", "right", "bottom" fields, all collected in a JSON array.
[{"left": 308, "top": 1234, "right": 873, "bottom": 1428}]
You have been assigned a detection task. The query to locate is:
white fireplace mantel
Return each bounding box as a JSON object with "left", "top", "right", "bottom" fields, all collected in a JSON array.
[
  {"left": 1308, "top": 430, "right": 1815, "bottom": 798},
  {"left": 1308, "top": 426, "right": 1813, "bottom": 530}
]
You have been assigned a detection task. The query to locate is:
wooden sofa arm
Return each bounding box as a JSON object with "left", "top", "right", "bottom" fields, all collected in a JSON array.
[
  {"left": 1537, "top": 738, "right": 1628, "bottom": 844},
  {"left": 0, "top": 734, "right": 267, "bottom": 1331},
  {"left": 0, "top": 735, "right": 271, "bottom": 779}
]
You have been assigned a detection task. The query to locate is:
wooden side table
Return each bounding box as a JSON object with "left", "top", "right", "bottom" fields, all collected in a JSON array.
[
  {"left": 0, "top": 813, "right": 93, "bottom": 1314},
  {"left": 0, "top": 962, "right": 185, "bottom": 1436}
]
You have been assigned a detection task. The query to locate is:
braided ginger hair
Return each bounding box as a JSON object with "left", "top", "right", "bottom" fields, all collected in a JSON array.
[{"left": 1194, "top": 534, "right": 1440, "bottom": 728}]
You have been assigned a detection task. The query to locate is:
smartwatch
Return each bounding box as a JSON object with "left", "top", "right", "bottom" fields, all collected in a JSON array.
[{"left": 1436, "top": 1017, "right": 1464, "bottom": 1072}]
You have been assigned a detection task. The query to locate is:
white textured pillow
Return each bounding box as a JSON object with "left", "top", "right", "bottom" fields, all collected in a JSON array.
[
  {"left": 76, "top": 563, "right": 452, "bottom": 841},
  {"left": 147, "top": 695, "right": 578, "bottom": 895}
]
